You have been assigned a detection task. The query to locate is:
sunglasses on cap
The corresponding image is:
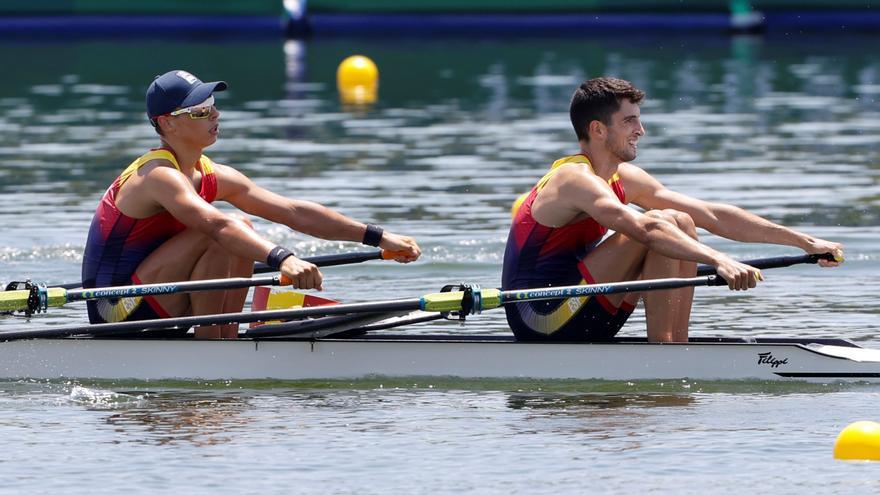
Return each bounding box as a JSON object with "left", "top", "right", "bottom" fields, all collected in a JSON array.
[{"left": 166, "top": 95, "right": 215, "bottom": 119}]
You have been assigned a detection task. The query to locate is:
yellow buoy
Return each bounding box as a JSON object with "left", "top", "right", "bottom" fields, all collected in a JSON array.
[
  {"left": 337, "top": 55, "right": 378, "bottom": 105},
  {"left": 834, "top": 421, "right": 880, "bottom": 461}
]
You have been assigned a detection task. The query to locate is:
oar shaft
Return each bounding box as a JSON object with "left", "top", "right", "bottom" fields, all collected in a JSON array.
[
  {"left": 416, "top": 276, "right": 725, "bottom": 313},
  {"left": 0, "top": 298, "right": 423, "bottom": 341},
  {"left": 498, "top": 276, "right": 723, "bottom": 306},
  {"left": 65, "top": 275, "right": 285, "bottom": 302},
  {"left": 63, "top": 249, "right": 395, "bottom": 302},
  {"left": 244, "top": 311, "right": 410, "bottom": 338},
  {"left": 56, "top": 250, "right": 387, "bottom": 290},
  {"left": 421, "top": 253, "right": 834, "bottom": 313}
]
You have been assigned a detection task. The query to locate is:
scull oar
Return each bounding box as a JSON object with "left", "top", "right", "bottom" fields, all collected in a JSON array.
[
  {"left": 0, "top": 252, "right": 833, "bottom": 341},
  {"left": 54, "top": 249, "right": 400, "bottom": 290},
  {"left": 1, "top": 249, "right": 405, "bottom": 313},
  {"left": 247, "top": 252, "right": 839, "bottom": 338}
]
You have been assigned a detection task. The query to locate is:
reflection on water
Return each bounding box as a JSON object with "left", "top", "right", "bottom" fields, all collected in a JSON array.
[
  {"left": 102, "top": 391, "right": 254, "bottom": 447},
  {"left": 505, "top": 392, "right": 696, "bottom": 411}
]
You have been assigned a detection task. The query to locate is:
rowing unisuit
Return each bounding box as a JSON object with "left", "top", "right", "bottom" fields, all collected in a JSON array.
[
  {"left": 81, "top": 149, "right": 217, "bottom": 323},
  {"left": 502, "top": 154, "right": 635, "bottom": 341}
]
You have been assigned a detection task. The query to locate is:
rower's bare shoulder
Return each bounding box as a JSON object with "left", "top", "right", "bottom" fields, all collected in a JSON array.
[
  {"left": 554, "top": 163, "right": 608, "bottom": 193},
  {"left": 210, "top": 162, "right": 248, "bottom": 182},
  {"left": 137, "top": 158, "right": 179, "bottom": 179},
  {"left": 617, "top": 162, "right": 652, "bottom": 181},
  {"left": 617, "top": 162, "right": 665, "bottom": 197},
  {"left": 211, "top": 163, "right": 262, "bottom": 200}
]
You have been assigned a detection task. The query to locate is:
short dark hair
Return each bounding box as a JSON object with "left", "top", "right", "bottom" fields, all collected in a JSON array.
[{"left": 570, "top": 77, "right": 645, "bottom": 142}]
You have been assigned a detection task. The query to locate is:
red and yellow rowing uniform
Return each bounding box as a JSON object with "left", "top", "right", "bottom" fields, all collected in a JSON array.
[
  {"left": 81, "top": 149, "right": 218, "bottom": 324},
  {"left": 502, "top": 154, "right": 635, "bottom": 341}
]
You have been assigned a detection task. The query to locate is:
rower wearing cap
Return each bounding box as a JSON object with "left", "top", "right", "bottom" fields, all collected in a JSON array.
[
  {"left": 502, "top": 77, "right": 843, "bottom": 343},
  {"left": 82, "top": 69, "right": 420, "bottom": 339}
]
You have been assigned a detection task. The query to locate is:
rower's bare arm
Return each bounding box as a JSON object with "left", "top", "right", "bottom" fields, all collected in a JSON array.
[
  {"left": 217, "top": 166, "right": 420, "bottom": 262},
  {"left": 563, "top": 173, "right": 760, "bottom": 290},
  {"left": 624, "top": 164, "right": 843, "bottom": 267},
  {"left": 144, "top": 167, "right": 323, "bottom": 289},
  {"left": 145, "top": 166, "right": 275, "bottom": 259}
]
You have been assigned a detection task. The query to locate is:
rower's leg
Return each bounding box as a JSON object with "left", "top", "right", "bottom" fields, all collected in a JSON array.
[
  {"left": 190, "top": 215, "right": 254, "bottom": 339},
  {"left": 576, "top": 209, "right": 699, "bottom": 342},
  {"left": 579, "top": 232, "right": 648, "bottom": 309},
  {"left": 134, "top": 215, "right": 254, "bottom": 339},
  {"left": 640, "top": 209, "right": 698, "bottom": 343},
  {"left": 135, "top": 229, "right": 215, "bottom": 316},
  {"left": 669, "top": 210, "right": 697, "bottom": 335}
]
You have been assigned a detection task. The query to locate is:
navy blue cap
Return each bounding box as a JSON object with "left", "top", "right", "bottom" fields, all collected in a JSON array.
[{"left": 146, "top": 70, "right": 227, "bottom": 119}]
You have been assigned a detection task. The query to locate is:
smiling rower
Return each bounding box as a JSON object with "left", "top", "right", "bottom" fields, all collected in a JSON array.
[
  {"left": 82, "top": 70, "right": 420, "bottom": 339},
  {"left": 502, "top": 77, "right": 843, "bottom": 343}
]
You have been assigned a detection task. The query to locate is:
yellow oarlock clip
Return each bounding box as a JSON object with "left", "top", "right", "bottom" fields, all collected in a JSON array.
[{"left": 420, "top": 288, "right": 502, "bottom": 313}]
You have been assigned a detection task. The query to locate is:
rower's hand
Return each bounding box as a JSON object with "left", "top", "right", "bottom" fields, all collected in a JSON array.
[
  {"left": 280, "top": 256, "right": 323, "bottom": 291},
  {"left": 805, "top": 238, "right": 845, "bottom": 267},
  {"left": 715, "top": 257, "right": 763, "bottom": 291},
  {"left": 379, "top": 232, "right": 421, "bottom": 263}
]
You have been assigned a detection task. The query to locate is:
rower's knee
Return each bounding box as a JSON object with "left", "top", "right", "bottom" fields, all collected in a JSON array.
[
  {"left": 203, "top": 214, "right": 254, "bottom": 254},
  {"left": 228, "top": 213, "right": 254, "bottom": 229},
  {"left": 663, "top": 209, "right": 697, "bottom": 239},
  {"left": 645, "top": 209, "right": 696, "bottom": 239},
  {"left": 204, "top": 214, "right": 254, "bottom": 270}
]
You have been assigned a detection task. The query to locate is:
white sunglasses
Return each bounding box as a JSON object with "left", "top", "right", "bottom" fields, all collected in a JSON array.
[{"left": 167, "top": 96, "right": 215, "bottom": 119}]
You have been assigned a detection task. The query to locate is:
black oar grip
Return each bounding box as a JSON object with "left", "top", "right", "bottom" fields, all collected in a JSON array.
[
  {"left": 696, "top": 252, "right": 834, "bottom": 276},
  {"left": 254, "top": 250, "right": 383, "bottom": 274},
  {"left": 812, "top": 252, "right": 837, "bottom": 263}
]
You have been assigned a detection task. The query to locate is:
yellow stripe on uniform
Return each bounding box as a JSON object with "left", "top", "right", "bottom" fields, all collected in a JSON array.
[
  {"left": 511, "top": 154, "right": 613, "bottom": 217},
  {"left": 116, "top": 149, "right": 216, "bottom": 189},
  {"left": 519, "top": 288, "right": 591, "bottom": 336}
]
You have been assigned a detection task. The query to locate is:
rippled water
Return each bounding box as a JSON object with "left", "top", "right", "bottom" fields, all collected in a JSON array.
[{"left": 0, "top": 34, "right": 879, "bottom": 493}]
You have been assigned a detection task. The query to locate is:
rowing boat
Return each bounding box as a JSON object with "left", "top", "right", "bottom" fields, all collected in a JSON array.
[
  {"left": 1, "top": 333, "right": 878, "bottom": 383},
  {"left": 3, "top": 252, "right": 869, "bottom": 384}
]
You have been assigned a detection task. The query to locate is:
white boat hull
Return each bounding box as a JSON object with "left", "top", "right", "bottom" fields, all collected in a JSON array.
[{"left": 1, "top": 335, "right": 879, "bottom": 383}]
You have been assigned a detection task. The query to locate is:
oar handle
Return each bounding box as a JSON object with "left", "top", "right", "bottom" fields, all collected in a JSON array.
[
  {"left": 381, "top": 250, "right": 412, "bottom": 260},
  {"left": 253, "top": 249, "right": 389, "bottom": 274},
  {"left": 696, "top": 253, "right": 835, "bottom": 276}
]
